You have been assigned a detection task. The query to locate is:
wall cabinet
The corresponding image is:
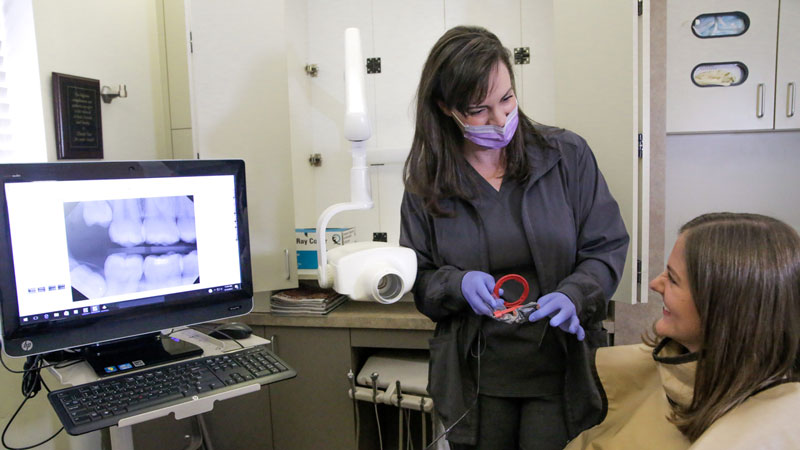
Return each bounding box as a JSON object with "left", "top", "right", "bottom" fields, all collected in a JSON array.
[
  {"left": 161, "top": 0, "right": 194, "bottom": 160},
  {"left": 292, "top": 0, "right": 649, "bottom": 303},
  {"left": 667, "top": 0, "right": 798, "bottom": 132},
  {"left": 775, "top": 0, "right": 800, "bottom": 130},
  {"left": 186, "top": 0, "right": 298, "bottom": 292}
]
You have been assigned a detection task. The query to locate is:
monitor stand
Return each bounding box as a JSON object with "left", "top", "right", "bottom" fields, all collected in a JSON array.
[{"left": 80, "top": 332, "right": 203, "bottom": 377}]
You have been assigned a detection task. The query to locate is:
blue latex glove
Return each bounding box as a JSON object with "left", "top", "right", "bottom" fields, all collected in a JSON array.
[
  {"left": 528, "top": 292, "right": 585, "bottom": 341},
  {"left": 461, "top": 271, "right": 504, "bottom": 317}
]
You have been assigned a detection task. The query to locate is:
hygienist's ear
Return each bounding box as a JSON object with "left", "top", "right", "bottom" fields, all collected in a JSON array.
[{"left": 437, "top": 100, "right": 452, "bottom": 117}]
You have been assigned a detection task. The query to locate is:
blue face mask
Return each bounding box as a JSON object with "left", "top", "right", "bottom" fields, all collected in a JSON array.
[{"left": 452, "top": 105, "right": 519, "bottom": 149}]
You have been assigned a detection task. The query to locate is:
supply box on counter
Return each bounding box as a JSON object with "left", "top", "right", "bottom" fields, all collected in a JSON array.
[{"left": 296, "top": 227, "right": 355, "bottom": 271}]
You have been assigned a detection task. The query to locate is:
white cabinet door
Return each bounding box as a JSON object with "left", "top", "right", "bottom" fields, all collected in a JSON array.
[
  {"left": 521, "top": 0, "right": 556, "bottom": 125},
  {"left": 775, "top": 0, "right": 800, "bottom": 130},
  {"left": 303, "top": 0, "right": 376, "bottom": 242},
  {"left": 188, "top": 0, "right": 297, "bottom": 291},
  {"left": 553, "top": 0, "right": 646, "bottom": 304},
  {"left": 445, "top": 0, "right": 525, "bottom": 110},
  {"left": 372, "top": 1, "right": 444, "bottom": 243},
  {"left": 667, "top": 0, "right": 780, "bottom": 132}
]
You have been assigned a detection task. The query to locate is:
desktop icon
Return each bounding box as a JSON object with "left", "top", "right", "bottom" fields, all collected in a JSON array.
[{"left": 64, "top": 311, "right": 70, "bottom": 316}]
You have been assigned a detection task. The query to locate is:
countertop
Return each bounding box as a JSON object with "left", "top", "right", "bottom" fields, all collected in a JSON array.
[{"left": 239, "top": 296, "right": 435, "bottom": 331}]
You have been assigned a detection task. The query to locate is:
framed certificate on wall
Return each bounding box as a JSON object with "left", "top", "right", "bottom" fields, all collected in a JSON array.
[{"left": 52, "top": 73, "right": 104, "bottom": 159}]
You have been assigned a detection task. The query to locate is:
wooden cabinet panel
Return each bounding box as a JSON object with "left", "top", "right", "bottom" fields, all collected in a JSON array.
[
  {"left": 350, "top": 328, "right": 432, "bottom": 350},
  {"left": 201, "top": 388, "right": 273, "bottom": 450},
  {"left": 265, "top": 326, "right": 356, "bottom": 450},
  {"left": 130, "top": 391, "right": 272, "bottom": 450},
  {"left": 131, "top": 415, "right": 195, "bottom": 450}
]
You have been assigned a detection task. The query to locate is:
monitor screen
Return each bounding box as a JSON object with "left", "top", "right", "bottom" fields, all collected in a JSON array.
[{"left": 0, "top": 160, "right": 253, "bottom": 359}]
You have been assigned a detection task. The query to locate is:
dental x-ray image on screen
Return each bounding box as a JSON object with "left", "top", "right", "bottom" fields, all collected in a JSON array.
[{"left": 64, "top": 196, "right": 200, "bottom": 301}]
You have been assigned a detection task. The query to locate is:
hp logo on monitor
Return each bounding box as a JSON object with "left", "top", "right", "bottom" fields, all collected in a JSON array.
[{"left": 21, "top": 340, "right": 33, "bottom": 352}]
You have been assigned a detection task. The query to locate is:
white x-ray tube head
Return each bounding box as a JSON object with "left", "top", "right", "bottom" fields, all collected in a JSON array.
[{"left": 327, "top": 242, "right": 416, "bottom": 304}]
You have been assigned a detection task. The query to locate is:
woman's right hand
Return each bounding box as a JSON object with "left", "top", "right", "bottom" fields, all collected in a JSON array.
[{"left": 461, "top": 271, "right": 503, "bottom": 316}]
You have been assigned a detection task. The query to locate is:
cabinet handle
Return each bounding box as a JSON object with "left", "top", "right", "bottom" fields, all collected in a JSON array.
[
  {"left": 756, "top": 83, "right": 765, "bottom": 118},
  {"left": 284, "top": 249, "right": 290, "bottom": 280},
  {"left": 788, "top": 82, "right": 796, "bottom": 118}
]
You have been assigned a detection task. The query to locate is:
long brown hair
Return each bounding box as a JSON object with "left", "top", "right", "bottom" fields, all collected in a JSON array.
[
  {"left": 669, "top": 212, "right": 800, "bottom": 441},
  {"left": 402, "top": 25, "right": 545, "bottom": 216}
]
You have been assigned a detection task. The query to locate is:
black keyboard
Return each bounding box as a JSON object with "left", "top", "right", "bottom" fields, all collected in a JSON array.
[{"left": 48, "top": 344, "right": 296, "bottom": 435}]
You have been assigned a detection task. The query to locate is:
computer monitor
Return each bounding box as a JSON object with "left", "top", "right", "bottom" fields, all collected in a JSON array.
[{"left": 0, "top": 160, "right": 253, "bottom": 374}]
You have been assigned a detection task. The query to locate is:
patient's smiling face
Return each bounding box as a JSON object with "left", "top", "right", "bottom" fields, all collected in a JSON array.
[{"left": 650, "top": 234, "right": 702, "bottom": 352}]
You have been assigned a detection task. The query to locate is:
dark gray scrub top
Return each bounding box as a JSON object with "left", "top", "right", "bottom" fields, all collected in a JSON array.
[{"left": 471, "top": 175, "right": 566, "bottom": 397}]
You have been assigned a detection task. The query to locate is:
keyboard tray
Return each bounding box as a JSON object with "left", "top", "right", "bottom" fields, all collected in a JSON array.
[{"left": 48, "top": 344, "right": 296, "bottom": 435}]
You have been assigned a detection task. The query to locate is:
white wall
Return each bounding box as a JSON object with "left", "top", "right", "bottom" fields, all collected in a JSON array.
[
  {"left": 2, "top": 0, "right": 47, "bottom": 162},
  {"left": 665, "top": 130, "right": 800, "bottom": 253},
  {"left": 32, "top": 0, "right": 170, "bottom": 162},
  {"left": 2, "top": 2, "right": 171, "bottom": 448}
]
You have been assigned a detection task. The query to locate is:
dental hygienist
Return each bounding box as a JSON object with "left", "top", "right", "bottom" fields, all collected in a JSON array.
[{"left": 399, "top": 26, "right": 629, "bottom": 449}]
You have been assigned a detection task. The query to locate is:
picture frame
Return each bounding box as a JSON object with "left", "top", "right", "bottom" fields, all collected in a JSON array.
[{"left": 52, "top": 73, "right": 104, "bottom": 159}]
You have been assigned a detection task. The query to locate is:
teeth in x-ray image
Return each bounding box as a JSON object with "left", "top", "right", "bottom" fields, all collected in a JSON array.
[
  {"left": 141, "top": 253, "right": 182, "bottom": 291},
  {"left": 139, "top": 251, "right": 200, "bottom": 290},
  {"left": 143, "top": 198, "right": 181, "bottom": 245},
  {"left": 82, "top": 200, "right": 112, "bottom": 227},
  {"left": 69, "top": 261, "right": 108, "bottom": 299},
  {"left": 65, "top": 197, "right": 200, "bottom": 301},
  {"left": 175, "top": 196, "right": 196, "bottom": 244},
  {"left": 69, "top": 251, "right": 201, "bottom": 299},
  {"left": 83, "top": 197, "right": 197, "bottom": 247},
  {"left": 108, "top": 199, "right": 146, "bottom": 247},
  {"left": 180, "top": 250, "right": 199, "bottom": 285},
  {"left": 104, "top": 253, "right": 143, "bottom": 296}
]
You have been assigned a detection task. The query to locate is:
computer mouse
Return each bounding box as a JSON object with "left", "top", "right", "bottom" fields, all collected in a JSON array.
[{"left": 208, "top": 322, "right": 253, "bottom": 340}]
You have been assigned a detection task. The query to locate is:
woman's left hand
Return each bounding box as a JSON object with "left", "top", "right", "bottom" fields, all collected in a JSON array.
[{"left": 528, "top": 292, "right": 585, "bottom": 341}]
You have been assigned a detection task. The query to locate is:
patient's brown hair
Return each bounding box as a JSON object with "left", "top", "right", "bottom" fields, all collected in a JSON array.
[{"left": 670, "top": 212, "right": 800, "bottom": 441}]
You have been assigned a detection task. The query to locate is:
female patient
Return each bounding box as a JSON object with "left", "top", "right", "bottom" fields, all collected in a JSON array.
[{"left": 565, "top": 212, "right": 800, "bottom": 449}]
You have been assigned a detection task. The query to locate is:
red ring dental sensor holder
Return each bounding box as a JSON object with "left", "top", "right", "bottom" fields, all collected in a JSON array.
[{"left": 492, "top": 274, "right": 531, "bottom": 318}]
